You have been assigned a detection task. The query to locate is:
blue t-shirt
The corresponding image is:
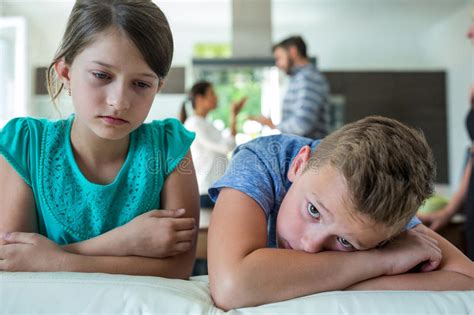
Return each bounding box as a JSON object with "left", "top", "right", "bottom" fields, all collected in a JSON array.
[
  {"left": 209, "top": 134, "right": 420, "bottom": 248},
  {"left": 0, "top": 116, "right": 195, "bottom": 245}
]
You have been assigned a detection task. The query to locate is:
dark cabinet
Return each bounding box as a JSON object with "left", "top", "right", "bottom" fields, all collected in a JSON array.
[{"left": 324, "top": 71, "right": 448, "bottom": 183}]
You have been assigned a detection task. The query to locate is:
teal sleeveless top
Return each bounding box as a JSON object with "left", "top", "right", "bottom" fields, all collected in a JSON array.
[{"left": 0, "top": 116, "right": 195, "bottom": 245}]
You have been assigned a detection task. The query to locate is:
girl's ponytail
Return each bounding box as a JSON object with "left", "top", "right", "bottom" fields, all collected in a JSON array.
[{"left": 180, "top": 99, "right": 188, "bottom": 123}]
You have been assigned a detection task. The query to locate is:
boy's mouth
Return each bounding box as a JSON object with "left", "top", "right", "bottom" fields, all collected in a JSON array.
[{"left": 281, "top": 239, "right": 293, "bottom": 250}]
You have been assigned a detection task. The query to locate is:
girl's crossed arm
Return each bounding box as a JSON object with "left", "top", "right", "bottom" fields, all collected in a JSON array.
[{"left": 0, "top": 151, "right": 200, "bottom": 279}]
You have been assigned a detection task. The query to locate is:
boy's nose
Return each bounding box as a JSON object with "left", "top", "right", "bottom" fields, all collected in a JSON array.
[{"left": 301, "top": 233, "right": 327, "bottom": 253}]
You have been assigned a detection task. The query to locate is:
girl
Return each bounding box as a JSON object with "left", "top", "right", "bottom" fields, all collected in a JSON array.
[
  {"left": 180, "top": 81, "right": 246, "bottom": 208},
  {"left": 0, "top": 0, "right": 200, "bottom": 279}
]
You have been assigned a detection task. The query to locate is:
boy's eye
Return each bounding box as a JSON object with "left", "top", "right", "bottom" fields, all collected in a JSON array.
[
  {"left": 306, "top": 203, "right": 321, "bottom": 219},
  {"left": 92, "top": 71, "right": 110, "bottom": 80},
  {"left": 337, "top": 236, "right": 354, "bottom": 249}
]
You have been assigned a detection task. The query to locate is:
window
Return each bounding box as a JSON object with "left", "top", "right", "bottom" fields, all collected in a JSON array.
[{"left": 0, "top": 17, "right": 27, "bottom": 128}]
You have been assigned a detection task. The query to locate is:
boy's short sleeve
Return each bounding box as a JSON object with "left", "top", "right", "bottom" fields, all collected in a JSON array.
[
  {"left": 209, "top": 147, "right": 275, "bottom": 217},
  {"left": 0, "top": 118, "right": 32, "bottom": 186},
  {"left": 405, "top": 216, "right": 421, "bottom": 230},
  {"left": 152, "top": 118, "right": 195, "bottom": 177}
]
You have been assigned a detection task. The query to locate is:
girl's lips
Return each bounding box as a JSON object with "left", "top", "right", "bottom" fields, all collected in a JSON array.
[{"left": 100, "top": 116, "right": 129, "bottom": 126}]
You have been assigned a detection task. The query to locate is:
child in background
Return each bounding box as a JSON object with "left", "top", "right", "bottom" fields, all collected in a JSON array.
[
  {"left": 0, "top": 0, "right": 199, "bottom": 279},
  {"left": 208, "top": 116, "right": 474, "bottom": 310},
  {"left": 180, "top": 81, "right": 246, "bottom": 208}
]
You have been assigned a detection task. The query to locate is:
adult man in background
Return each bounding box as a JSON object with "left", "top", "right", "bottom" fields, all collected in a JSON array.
[{"left": 253, "top": 36, "right": 330, "bottom": 139}]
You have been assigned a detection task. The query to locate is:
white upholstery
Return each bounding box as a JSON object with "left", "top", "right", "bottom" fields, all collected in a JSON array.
[{"left": 1, "top": 272, "right": 473, "bottom": 314}]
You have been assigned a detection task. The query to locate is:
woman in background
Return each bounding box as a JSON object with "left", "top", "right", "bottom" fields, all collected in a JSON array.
[
  {"left": 180, "top": 81, "right": 246, "bottom": 208},
  {"left": 419, "top": 21, "right": 474, "bottom": 260}
]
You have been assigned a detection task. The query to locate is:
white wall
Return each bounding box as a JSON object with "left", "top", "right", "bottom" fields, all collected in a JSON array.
[
  {"left": 2, "top": 0, "right": 473, "bottom": 188},
  {"left": 424, "top": 5, "right": 472, "bottom": 191},
  {"left": 272, "top": 0, "right": 473, "bottom": 188}
]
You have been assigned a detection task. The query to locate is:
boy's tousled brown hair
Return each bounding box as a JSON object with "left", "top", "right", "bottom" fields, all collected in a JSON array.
[{"left": 306, "top": 116, "right": 435, "bottom": 232}]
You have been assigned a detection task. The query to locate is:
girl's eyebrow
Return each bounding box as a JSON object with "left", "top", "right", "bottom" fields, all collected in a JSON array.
[{"left": 90, "top": 60, "right": 158, "bottom": 79}]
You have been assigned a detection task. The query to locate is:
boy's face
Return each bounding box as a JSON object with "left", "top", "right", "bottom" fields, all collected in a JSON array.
[{"left": 276, "top": 147, "right": 395, "bottom": 253}]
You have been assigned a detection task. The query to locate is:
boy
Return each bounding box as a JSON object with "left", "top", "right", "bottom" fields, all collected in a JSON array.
[{"left": 208, "top": 116, "right": 474, "bottom": 310}]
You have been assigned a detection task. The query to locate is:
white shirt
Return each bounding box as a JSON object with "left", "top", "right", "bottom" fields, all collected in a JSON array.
[{"left": 184, "top": 115, "right": 236, "bottom": 195}]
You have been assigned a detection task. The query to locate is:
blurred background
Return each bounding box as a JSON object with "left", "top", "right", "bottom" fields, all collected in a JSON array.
[{"left": 1, "top": 0, "right": 473, "bottom": 190}]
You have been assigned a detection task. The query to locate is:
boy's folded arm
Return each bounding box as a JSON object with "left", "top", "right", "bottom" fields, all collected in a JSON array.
[
  {"left": 347, "top": 224, "right": 474, "bottom": 290},
  {"left": 347, "top": 270, "right": 474, "bottom": 291},
  {"left": 208, "top": 189, "right": 391, "bottom": 310}
]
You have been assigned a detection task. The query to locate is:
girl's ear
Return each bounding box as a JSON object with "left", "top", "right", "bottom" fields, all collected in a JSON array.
[
  {"left": 54, "top": 58, "right": 71, "bottom": 89},
  {"left": 287, "top": 145, "right": 312, "bottom": 182},
  {"left": 156, "top": 79, "right": 165, "bottom": 94}
]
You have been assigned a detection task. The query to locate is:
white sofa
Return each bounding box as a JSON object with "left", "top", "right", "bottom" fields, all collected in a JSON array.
[{"left": 1, "top": 272, "right": 473, "bottom": 314}]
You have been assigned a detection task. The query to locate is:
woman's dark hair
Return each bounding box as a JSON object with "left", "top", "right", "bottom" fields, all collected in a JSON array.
[
  {"left": 179, "top": 81, "right": 212, "bottom": 123},
  {"left": 47, "top": 0, "right": 173, "bottom": 107}
]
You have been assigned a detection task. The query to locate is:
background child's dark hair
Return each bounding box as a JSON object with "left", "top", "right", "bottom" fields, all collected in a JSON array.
[
  {"left": 179, "top": 80, "right": 212, "bottom": 123},
  {"left": 306, "top": 116, "right": 436, "bottom": 233},
  {"left": 47, "top": 0, "right": 173, "bottom": 107}
]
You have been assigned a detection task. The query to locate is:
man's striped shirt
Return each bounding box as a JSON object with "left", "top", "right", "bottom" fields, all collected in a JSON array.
[{"left": 277, "top": 64, "right": 330, "bottom": 139}]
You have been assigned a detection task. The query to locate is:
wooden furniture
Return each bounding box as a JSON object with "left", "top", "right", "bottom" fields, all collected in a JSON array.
[{"left": 196, "top": 208, "right": 212, "bottom": 260}]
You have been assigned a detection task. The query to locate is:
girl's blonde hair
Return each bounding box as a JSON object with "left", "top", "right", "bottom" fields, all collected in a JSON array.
[{"left": 46, "top": 0, "right": 173, "bottom": 106}]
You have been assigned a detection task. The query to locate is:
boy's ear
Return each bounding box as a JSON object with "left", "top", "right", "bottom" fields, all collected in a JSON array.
[
  {"left": 54, "top": 58, "right": 71, "bottom": 89},
  {"left": 287, "top": 145, "right": 312, "bottom": 182}
]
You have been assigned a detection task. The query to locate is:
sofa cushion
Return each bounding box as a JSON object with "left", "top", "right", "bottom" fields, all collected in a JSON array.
[{"left": 1, "top": 272, "right": 473, "bottom": 314}]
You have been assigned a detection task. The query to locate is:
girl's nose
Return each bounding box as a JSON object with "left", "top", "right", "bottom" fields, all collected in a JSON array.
[{"left": 107, "top": 84, "right": 131, "bottom": 111}]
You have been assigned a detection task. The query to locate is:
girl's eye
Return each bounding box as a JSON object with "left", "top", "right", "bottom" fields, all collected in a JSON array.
[
  {"left": 337, "top": 236, "right": 354, "bottom": 249},
  {"left": 134, "top": 81, "right": 151, "bottom": 89},
  {"left": 93, "top": 72, "right": 110, "bottom": 80},
  {"left": 306, "top": 203, "right": 321, "bottom": 219}
]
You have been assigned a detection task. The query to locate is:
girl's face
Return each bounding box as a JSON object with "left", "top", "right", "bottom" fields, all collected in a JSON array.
[
  {"left": 196, "top": 86, "right": 218, "bottom": 112},
  {"left": 56, "top": 28, "right": 161, "bottom": 141},
  {"left": 205, "top": 87, "right": 218, "bottom": 110}
]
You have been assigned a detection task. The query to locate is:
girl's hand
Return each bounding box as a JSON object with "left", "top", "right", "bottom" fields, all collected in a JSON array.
[
  {"left": 0, "top": 232, "right": 68, "bottom": 272},
  {"left": 249, "top": 115, "right": 275, "bottom": 129},
  {"left": 119, "top": 209, "right": 197, "bottom": 258},
  {"left": 377, "top": 227, "right": 442, "bottom": 275},
  {"left": 230, "top": 97, "right": 248, "bottom": 117}
]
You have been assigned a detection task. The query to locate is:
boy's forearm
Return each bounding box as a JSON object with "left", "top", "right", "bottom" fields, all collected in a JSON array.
[
  {"left": 59, "top": 251, "right": 195, "bottom": 279},
  {"left": 347, "top": 270, "right": 474, "bottom": 291},
  {"left": 211, "top": 248, "right": 387, "bottom": 309}
]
